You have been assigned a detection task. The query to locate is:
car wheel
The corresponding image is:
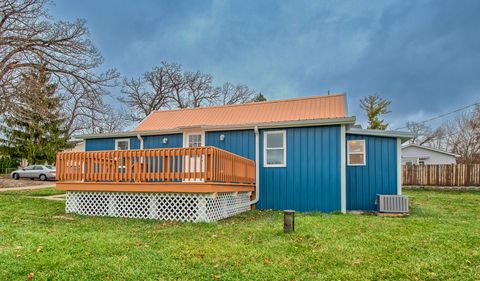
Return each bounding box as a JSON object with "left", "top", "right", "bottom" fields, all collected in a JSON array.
[
  {"left": 39, "top": 174, "right": 47, "bottom": 181},
  {"left": 12, "top": 173, "right": 20, "bottom": 180}
]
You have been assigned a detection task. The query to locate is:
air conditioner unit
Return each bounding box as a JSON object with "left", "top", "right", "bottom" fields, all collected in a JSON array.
[{"left": 376, "top": 195, "right": 409, "bottom": 214}]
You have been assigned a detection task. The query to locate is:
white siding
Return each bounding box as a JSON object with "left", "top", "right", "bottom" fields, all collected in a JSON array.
[{"left": 401, "top": 146, "right": 456, "bottom": 165}]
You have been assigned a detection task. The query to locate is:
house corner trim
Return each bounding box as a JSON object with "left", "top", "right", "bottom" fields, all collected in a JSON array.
[
  {"left": 397, "top": 138, "right": 402, "bottom": 195},
  {"left": 340, "top": 125, "right": 346, "bottom": 213}
]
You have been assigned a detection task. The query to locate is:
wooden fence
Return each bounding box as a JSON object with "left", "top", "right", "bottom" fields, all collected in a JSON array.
[
  {"left": 403, "top": 164, "right": 480, "bottom": 186},
  {"left": 56, "top": 146, "right": 256, "bottom": 185}
]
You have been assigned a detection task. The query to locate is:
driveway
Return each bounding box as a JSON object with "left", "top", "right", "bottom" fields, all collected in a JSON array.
[{"left": 0, "top": 175, "right": 54, "bottom": 189}]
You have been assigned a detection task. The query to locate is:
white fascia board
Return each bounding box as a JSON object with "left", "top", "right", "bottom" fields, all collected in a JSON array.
[
  {"left": 202, "top": 117, "right": 356, "bottom": 132},
  {"left": 347, "top": 128, "right": 413, "bottom": 143},
  {"left": 76, "top": 129, "right": 183, "bottom": 139},
  {"left": 78, "top": 117, "right": 356, "bottom": 139},
  {"left": 401, "top": 143, "right": 460, "bottom": 157}
]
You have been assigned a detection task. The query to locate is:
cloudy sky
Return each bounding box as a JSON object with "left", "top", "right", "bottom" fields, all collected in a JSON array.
[{"left": 51, "top": 0, "right": 480, "bottom": 129}]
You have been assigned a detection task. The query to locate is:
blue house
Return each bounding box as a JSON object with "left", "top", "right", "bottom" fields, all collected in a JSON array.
[{"left": 57, "top": 93, "right": 411, "bottom": 222}]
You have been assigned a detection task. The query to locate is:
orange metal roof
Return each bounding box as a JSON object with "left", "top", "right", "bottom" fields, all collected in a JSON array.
[{"left": 135, "top": 93, "right": 347, "bottom": 131}]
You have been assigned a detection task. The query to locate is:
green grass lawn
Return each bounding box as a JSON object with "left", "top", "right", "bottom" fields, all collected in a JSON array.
[{"left": 0, "top": 189, "right": 479, "bottom": 280}]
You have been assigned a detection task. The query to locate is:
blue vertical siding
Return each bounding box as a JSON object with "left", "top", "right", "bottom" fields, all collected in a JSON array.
[
  {"left": 205, "top": 130, "right": 255, "bottom": 160},
  {"left": 85, "top": 137, "right": 140, "bottom": 151},
  {"left": 346, "top": 134, "right": 398, "bottom": 211},
  {"left": 85, "top": 134, "right": 183, "bottom": 151},
  {"left": 257, "top": 126, "right": 341, "bottom": 212},
  {"left": 143, "top": 134, "right": 183, "bottom": 149}
]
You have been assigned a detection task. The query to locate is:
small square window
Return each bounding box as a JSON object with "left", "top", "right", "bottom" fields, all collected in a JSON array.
[
  {"left": 115, "top": 139, "right": 130, "bottom": 150},
  {"left": 348, "top": 140, "right": 366, "bottom": 166},
  {"left": 188, "top": 134, "right": 202, "bottom": 147},
  {"left": 264, "top": 131, "right": 286, "bottom": 167}
]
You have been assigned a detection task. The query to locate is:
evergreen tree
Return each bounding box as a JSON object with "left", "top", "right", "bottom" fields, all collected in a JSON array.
[
  {"left": 0, "top": 65, "right": 69, "bottom": 164},
  {"left": 252, "top": 93, "right": 267, "bottom": 102},
  {"left": 360, "top": 95, "right": 392, "bottom": 130}
]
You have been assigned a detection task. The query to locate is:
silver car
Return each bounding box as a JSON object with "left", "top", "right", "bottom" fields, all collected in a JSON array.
[{"left": 11, "top": 165, "right": 56, "bottom": 181}]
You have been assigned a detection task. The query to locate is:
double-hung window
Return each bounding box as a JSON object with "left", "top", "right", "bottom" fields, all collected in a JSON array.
[
  {"left": 264, "top": 130, "right": 286, "bottom": 167},
  {"left": 347, "top": 140, "right": 366, "bottom": 166}
]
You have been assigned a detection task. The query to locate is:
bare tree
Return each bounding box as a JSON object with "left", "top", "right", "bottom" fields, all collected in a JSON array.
[
  {"left": 120, "top": 66, "right": 170, "bottom": 122},
  {"left": 215, "top": 82, "right": 256, "bottom": 105},
  {"left": 184, "top": 71, "right": 216, "bottom": 107},
  {"left": 87, "top": 103, "right": 125, "bottom": 134},
  {"left": 446, "top": 106, "right": 480, "bottom": 163},
  {"left": 164, "top": 62, "right": 187, "bottom": 108},
  {"left": 405, "top": 121, "right": 446, "bottom": 149},
  {"left": 0, "top": 0, "right": 119, "bottom": 135},
  {"left": 119, "top": 62, "right": 259, "bottom": 119}
]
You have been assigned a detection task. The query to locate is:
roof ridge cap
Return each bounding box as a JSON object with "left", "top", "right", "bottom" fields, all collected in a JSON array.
[{"left": 150, "top": 92, "right": 345, "bottom": 115}]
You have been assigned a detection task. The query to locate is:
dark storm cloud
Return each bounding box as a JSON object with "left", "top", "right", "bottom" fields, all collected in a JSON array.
[{"left": 51, "top": 0, "right": 480, "bottom": 128}]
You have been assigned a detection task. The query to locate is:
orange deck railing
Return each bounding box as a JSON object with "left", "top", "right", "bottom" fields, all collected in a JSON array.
[{"left": 56, "top": 146, "right": 255, "bottom": 185}]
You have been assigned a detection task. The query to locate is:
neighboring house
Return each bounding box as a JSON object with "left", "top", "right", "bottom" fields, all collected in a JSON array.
[
  {"left": 56, "top": 93, "right": 411, "bottom": 222},
  {"left": 402, "top": 144, "right": 458, "bottom": 165},
  {"left": 64, "top": 140, "right": 84, "bottom": 152}
]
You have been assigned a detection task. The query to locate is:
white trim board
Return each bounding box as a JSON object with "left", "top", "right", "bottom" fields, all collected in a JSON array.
[
  {"left": 347, "top": 128, "right": 412, "bottom": 143},
  {"left": 397, "top": 138, "right": 402, "bottom": 195},
  {"left": 340, "top": 125, "right": 346, "bottom": 213}
]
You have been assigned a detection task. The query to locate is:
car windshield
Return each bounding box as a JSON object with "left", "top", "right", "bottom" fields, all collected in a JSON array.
[{"left": 45, "top": 165, "right": 55, "bottom": 170}]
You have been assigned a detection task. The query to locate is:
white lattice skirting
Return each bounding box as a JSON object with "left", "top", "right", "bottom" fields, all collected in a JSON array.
[{"left": 65, "top": 191, "right": 252, "bottom": 222}]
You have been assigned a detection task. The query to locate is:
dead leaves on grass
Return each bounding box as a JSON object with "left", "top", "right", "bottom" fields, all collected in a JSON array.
[
  {"left": 52, "top": 215, "right": 75, "bottom": 221},
  {"left": 13, "top": 245, "right": 45, "bottom": 260},
  {"left": 135, "top": 240, "right": 150, "bottom": 248}
]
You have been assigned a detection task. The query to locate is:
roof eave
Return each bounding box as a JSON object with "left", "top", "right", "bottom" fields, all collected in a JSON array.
[
  {"left": 346, "top": 128, "right": 413, "bottom": 143},
  {"left": 76, "top": 117, "right": 356, "bottom": 139},
  {"left": 401, "top": 144, "right": 460, "bottom": 157},
  {"left": 202, "top": 117, "right": 356, "bottom": 131},
  {"left": 75, "top": 129, "right": 183, "bottom": 140}
]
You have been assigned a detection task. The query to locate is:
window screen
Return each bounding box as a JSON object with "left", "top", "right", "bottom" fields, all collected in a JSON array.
[
  {"left": 264, "top": 131, "right": 286, "bottom": 167},
  {"left": 347, "top": 140, "right": 366, "bottom": 166}
]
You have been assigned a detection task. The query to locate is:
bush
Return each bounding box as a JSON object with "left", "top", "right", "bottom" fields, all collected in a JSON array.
[{"left": 0, "top": 156, "right": 19, "bottom": 170}]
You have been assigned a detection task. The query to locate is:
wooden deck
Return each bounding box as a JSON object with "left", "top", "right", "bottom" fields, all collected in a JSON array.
[{"left": 56, "top": 146, "right": 256, "bottom": 193}]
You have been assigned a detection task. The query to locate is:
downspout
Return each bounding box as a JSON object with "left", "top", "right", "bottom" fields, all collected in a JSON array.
[
  {"left": 250, "top": 126, "right": 260, "bottom": 205},
  {"left": 136, "top": 133, "right": 144, "bottom": 149}
]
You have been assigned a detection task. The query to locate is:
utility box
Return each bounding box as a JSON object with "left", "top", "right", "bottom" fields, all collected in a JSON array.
[{"left": 376, "top": 195, "right": 409, "bottom": 214}]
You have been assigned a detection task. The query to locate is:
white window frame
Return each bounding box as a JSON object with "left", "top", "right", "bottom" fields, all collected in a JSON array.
[
  {"left": 264, "top": 130, "right": 286, "bottom": 168},
  {"left": 115, "top": 138, "right": 130, "bottom": 151},
  {"left": 347, "top": 139, "right": 366, "bottom": 166},
  {"left": 183, "top": 131, "right": 205, "bottom": 148}
]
